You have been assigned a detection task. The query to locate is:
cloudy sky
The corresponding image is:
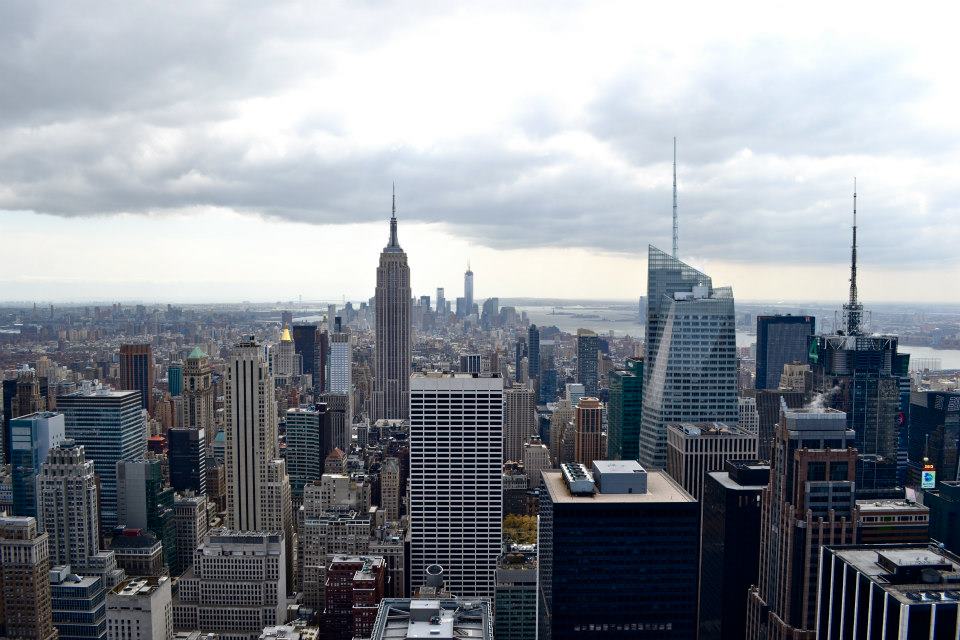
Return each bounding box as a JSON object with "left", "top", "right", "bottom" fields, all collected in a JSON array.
[{"left": 2, "top": 1, "right": 958, "bottom": 303}]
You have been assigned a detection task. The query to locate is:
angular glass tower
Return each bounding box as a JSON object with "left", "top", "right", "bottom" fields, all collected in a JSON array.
[{"left": 640, "top": 246, "right": 738, "bottom": 470}]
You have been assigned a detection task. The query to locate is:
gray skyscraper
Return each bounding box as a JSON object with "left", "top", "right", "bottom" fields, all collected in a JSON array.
[
  {"left": 527, "top": 324, "right": 540, "bottom": 383},
  {"left": 640, "top": 246, "right": 738, "bottom": 470},
  {"left": 464, "top": 264, "right": 474, "bottom": 315},
  {"left": 575, "top": 329, "right": 600, "bottom": 396},
  {"left": 372, "top": 191, "right": 412, "bottom": 421}
]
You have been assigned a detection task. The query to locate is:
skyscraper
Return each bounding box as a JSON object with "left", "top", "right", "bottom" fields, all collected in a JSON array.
[
  {"left": 746, "top": 404, "right": 857, "bottom": 639},
  {"left": 538, "top": 462, "right": 699, "bottom": 638},
  {"left": 285, "top": 405, "right": 332, "bottom": 501},
  {"left": 435, "top": 287, "right": 446, "bottom": 321},
  {"left": 573, "top": 397, "right": 604, "bottom": 467},
  {"left": 504, "top": 385, "right": 537, "bottom": 463},
  {"left": 329, "top": 329, "right": 353, "bottom": 394},
  {"left": 10, "top": 411, "right": 65, "bottom": 517},
  {"left": 116, "top": 459, "right": 177, "bottom": 572},
  {"left": 120, "top": 343, "right": 155, "bottom": 414},
  {"left": 409, "top": 373, "right": 503, "bottom": 598},
  {"left": 575, "top": 329, "right": 600, "bottom": 396},
  {"left": 181, "top": 347, "right": 214, "bottom": 433},
  {"left": 0, "top": 516, "right": 57, "bottom": 640},
  {"left": 640, "top": 246, "right": 737, "bottom": 470},
  {"left": 527, "top": 324, "right": 540, "bottom": 384},
  {"left": 167, "top": 427, "right": 206, "bottom": 495},
  {"left": 665, "top": 422, "right": 758, "bottom": 502},
  {"left": 607, "top": 357, "right": 643, "bottom": 461},
  {"left": 755, "top": 315, "right": 815, "bottom": 390},
  {"left": 59, "top": 387, "right": 146, "bottom": 530},
  {"left": 372, "top": 191, "right": 412, "bottom": 421},
  {"left": 292, "top": 324, "right": 318, "bottom": 379},
  {"left": 37, "top": 440, "right": 101, "bottom": 571},
  {"left": 272, "top": 326, "right": 296, "bottom": 379},
  {"left": 167, "top": 363, "right": 183, "bottom": 397},
  {"left": 464, "top": 264, "right": 474, "bottom": 315},
  {"left": 224, "top": 337, "right": 293, "bottom": 541}
]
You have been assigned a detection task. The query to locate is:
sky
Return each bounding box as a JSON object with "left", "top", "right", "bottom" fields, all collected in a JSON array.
[{"left": 1, "top": 1, "right": 959, "bottom": 303}]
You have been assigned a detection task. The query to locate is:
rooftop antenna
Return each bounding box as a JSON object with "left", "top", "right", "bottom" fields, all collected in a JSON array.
[
  {"left": 672, "top": 137, "right": 679, "bottom": 258},
  {"left": 387, "top": 182, "right": 399, "bottom": 248},
  {"left": 842, "top": 178, "right": 863, "bottom": 335}
]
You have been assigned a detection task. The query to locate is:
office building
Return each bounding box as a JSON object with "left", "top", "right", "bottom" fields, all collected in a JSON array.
[
  {"left": 538, "top": 461, "right": 699, "bottom": 638},
  {"left": 409, "top": 373, "right": 503, "bottom": 598},
  {"left": 120, "top": 343, "right": 155, "bottom": 414},
  {"left": 109, "top": 528, "right": 165, "bottom": 578},
  {"left": 908, "top": 391, "right": 960, "bottom": 486},
  {"left": 116, "top": 459, "right": 177, "bottom": 571},
  {"left": 607, "top": 358, "right": 643, "bottom": 461},
  {"left": 224, "top": 337, "right": 293, "bottom": 555},
  {"left": 925, "top": 481, "right": 960, "bottom": 554},
  {"left": 173, "top": 529, "right": 287, "bottom": 639},
  {"left": 738, "top": 396, "right": 760, "bottom": 435},
  {"left": 699, "top": 461, "right": 769, "bottom": 640},
  {"left": 854, "top": 498, "right": 929, "bottom": 544},
  {"left": 49, "top": 565, "right": 107, "bottom": 640},
  {"left": 459, "top": 354, "right": 482, "bottom": 375},
  {"left": 495, "top": 548, "right": 537, "bottom": 640},
  {"left": 435, "top": 288, "right": 446, "bottom": 321},
  {"left": 755, "top": 315, "right": 815, "bottom": 390},
  {"left": 10, "top": 411, "right": 65, "bottom": 516},
  {"left": 753, "top": 389, "right": 806, "bottom": 460},
  {"left": 37, "top": 440, "right": 101, "bottom": 571},
  {"left": 641, "top": 246, "right": 738, "bottom": 470},
  {"left": 320, "top": 393, "right": 352, "bottom": 453},
  {"left": 666, "top": 422, "right": 758, "bottom": 501},
  {"left": 480, "top": 298, "right": 499, "bottom": 330},
  {"left": 285, "top": 406, "right": 332, "bottom": 500},
  {"left": 3, "top": 371, "right": 47, "bottom": 464},
  {"left": 746, "top": 404, "right": 857, "bottom": 639},
  {"left": 573, "top": 397, "right": 603, "bottom": 467},
  {"left": 60, "top": 388, "right": 146, "bottom": 530},
  {"left": 527, "top": 325, "right": 540, "bottom": 383},
  {"left": 372, "top": 195, "right": 412, "bottom": 421},
  {"left": 328, "top": 330, "right": 353, "bottom": 395},
  {"left": 575, "top": 330, "right": 600, "bottom": 396},
  {"left": 297, "top": 507, "right": 372, "bottom": 609},
  {"left": 272, "top": 327, "right": 296, "bottom": 380},
  {"left": 522, "top": 436, "right": 551, "bottom": 488},
  {"left": 817, "top": 544, "right": 960, "bottom": 640},
  {"left": 292, "top": 324, "right": 318, "bottom": 382},
  {"left": 323, "top": 556, "right": 386, "bottom": 640},
  {"left": 181, "top": 348, "right": 214, "bottom": 434},
  {"left": 167, "top": 363, "right": 183, "bottom": 397},
  {"left": 172, "top": 495, "right": 207, "bottom": 577},
  {"left": 369, "top": 598, "right": 492, "bottom": 640},
  {"left": 779, "top": 362, "right": 811, "bottom": 393},
  {"left": 0, "top": 516, "right": 57, "bottom": 640},
  {"left": 504, "top": 385, "right": 537, "bottom": 463},
  {"left": 107, "top": 577, "right": 173, "bottom": 640},
  {"left": 168, "top": 427, "right": 206, "bottom": 495},
  {"left": 380, "top": 457, "right": 400, "bottom": 521}
]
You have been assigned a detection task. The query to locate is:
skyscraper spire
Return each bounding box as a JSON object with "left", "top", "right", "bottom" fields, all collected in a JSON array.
[
  {"left": 842, "top": 178, "right": 863, "bottom": 335},
  {"left": 387, "top": 183, "right": 400, "bottom": 249},
  {"left": 672, "top": 137, "right": 678, "bottom": 258}
]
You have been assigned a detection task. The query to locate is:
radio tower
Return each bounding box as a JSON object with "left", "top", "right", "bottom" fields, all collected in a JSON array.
[
  {"left": 672, "top": 137, "right": 678, "bottom": 258},
  {"left": 842, "top": 178, "right": 863, "bottom": 335}
]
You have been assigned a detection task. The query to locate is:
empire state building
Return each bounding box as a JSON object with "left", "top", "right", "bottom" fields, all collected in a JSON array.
[{"left": 372, "top": 190, "right": 412, "bottom": 420}]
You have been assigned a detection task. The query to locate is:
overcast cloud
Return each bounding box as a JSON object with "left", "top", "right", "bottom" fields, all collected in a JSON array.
[{"left": 1, "top": 0, "right": 959, "bottom": 280}]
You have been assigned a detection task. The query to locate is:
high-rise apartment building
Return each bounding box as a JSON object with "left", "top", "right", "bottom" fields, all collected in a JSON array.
[
  {"left": 173, "top": 529, "right": 287, "bottom": 639},
  {"left": 640, "top": 246, "right": 737, "bottom": 470},
  {"left": 573, "top": 397, "right": 603, "bottom": 467},
  {"left": 168, "top": 427, "right": 206, "bottom": 495},
  {"left": 575, "top": 329, "right": 600, "bottom": 397},
  {"left": 538, "top": 462, "right": 699, "bottom": 638},
  {"left": 746, "top": 404, "right": 857, "bottom": 639},
  {"left": 107, "top": 577, "right": 173, "bottom": 640},
  {"left": 181, "top": 348, "right": 214, "bottom": 434},
  {"left": 409, "top": 373, "right": 503, "bottom": 598},
  {"left": 372, "top": 196, "right": 412, "bottom": 421},
  {"left": 699, "top": 461, "right": 769, "bottom": 640},
  {"left": 817, "top": 544, "right": 960, "bottom": 640},
  {"left": 329, "top": 330, "right": 353, "bottom": 394},
  {"left": 0, "top": 516, "right": 57, "bottom": 640},
  {"left": 755, "top": 315, "right": 815, "bottom": 390},
  {"left": 607, "top": 357, "right": 643, "bottom": 461},
  {"left": 37, "top": 440, "right": 101, "bottom": 571},
  {"left": 504, "top": 385, "right": 537, "bottom": 463},
  {"left": 665, "top": 422, "right": 758, "bottom": 501},
  {"left": 59, "top": 388, "right": 146, "bottom": 530},
  {"left": 10, "top": 411, "right": 65, "bottom": 516},
  {"left": 120, "top": 343, "right": 155, "bottom": 414}
]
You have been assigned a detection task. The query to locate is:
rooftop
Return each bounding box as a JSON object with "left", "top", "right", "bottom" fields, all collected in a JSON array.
[
  {"left": 370, "top": 598, "right": 491, "bottom": 640},
  {"left": 668, "top": 422, "right": 753, "bottom": 437},
  {"left": 856, "top": 499, "right": 929, "bottom": 513},
  {"left": 111, "top": 576, "right": 167, "bottom": 598},
  {"left": 543, "top": 468, "right": 694, "bottom": 504},
  {"left": 832, "top": 545, "right": 960, "bottom": 605}
]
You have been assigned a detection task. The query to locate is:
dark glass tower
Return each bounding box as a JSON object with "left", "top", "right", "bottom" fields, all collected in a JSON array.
[
  {"left": 168, "top": 427, "right": 206, "bottom": 494},
  {"left": 528, "top": 324, "right": 540, "bottom": 383},
  {"left": 119, "top": 343, "right": 154, "bottom": 414},
  {"left": 755, "top": 315, "right": 815, "bottom": 390},
  {"left": 575, "top": 330, "right": 600, "bottom": 397},
  {"left": 606, "top": 358, "right": 643, "bottom": 460}
]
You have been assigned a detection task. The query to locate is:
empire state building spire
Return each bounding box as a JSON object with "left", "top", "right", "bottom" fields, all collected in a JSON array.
[{"left": 386, "top": 182, "right": 401, "bottom": 250}]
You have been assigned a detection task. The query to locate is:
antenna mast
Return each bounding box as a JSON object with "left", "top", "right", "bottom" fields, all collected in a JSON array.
[
  {"left": 842, "top": 178, "right": 863, "bottom": 335},
  {"left": 672, "top": 137, "right": 678, "bottom": 258}
]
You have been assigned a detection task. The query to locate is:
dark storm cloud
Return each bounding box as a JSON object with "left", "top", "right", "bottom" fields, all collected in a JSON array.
[{"left": 0, "top": 1, "right": 956, "bottom": 268}]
